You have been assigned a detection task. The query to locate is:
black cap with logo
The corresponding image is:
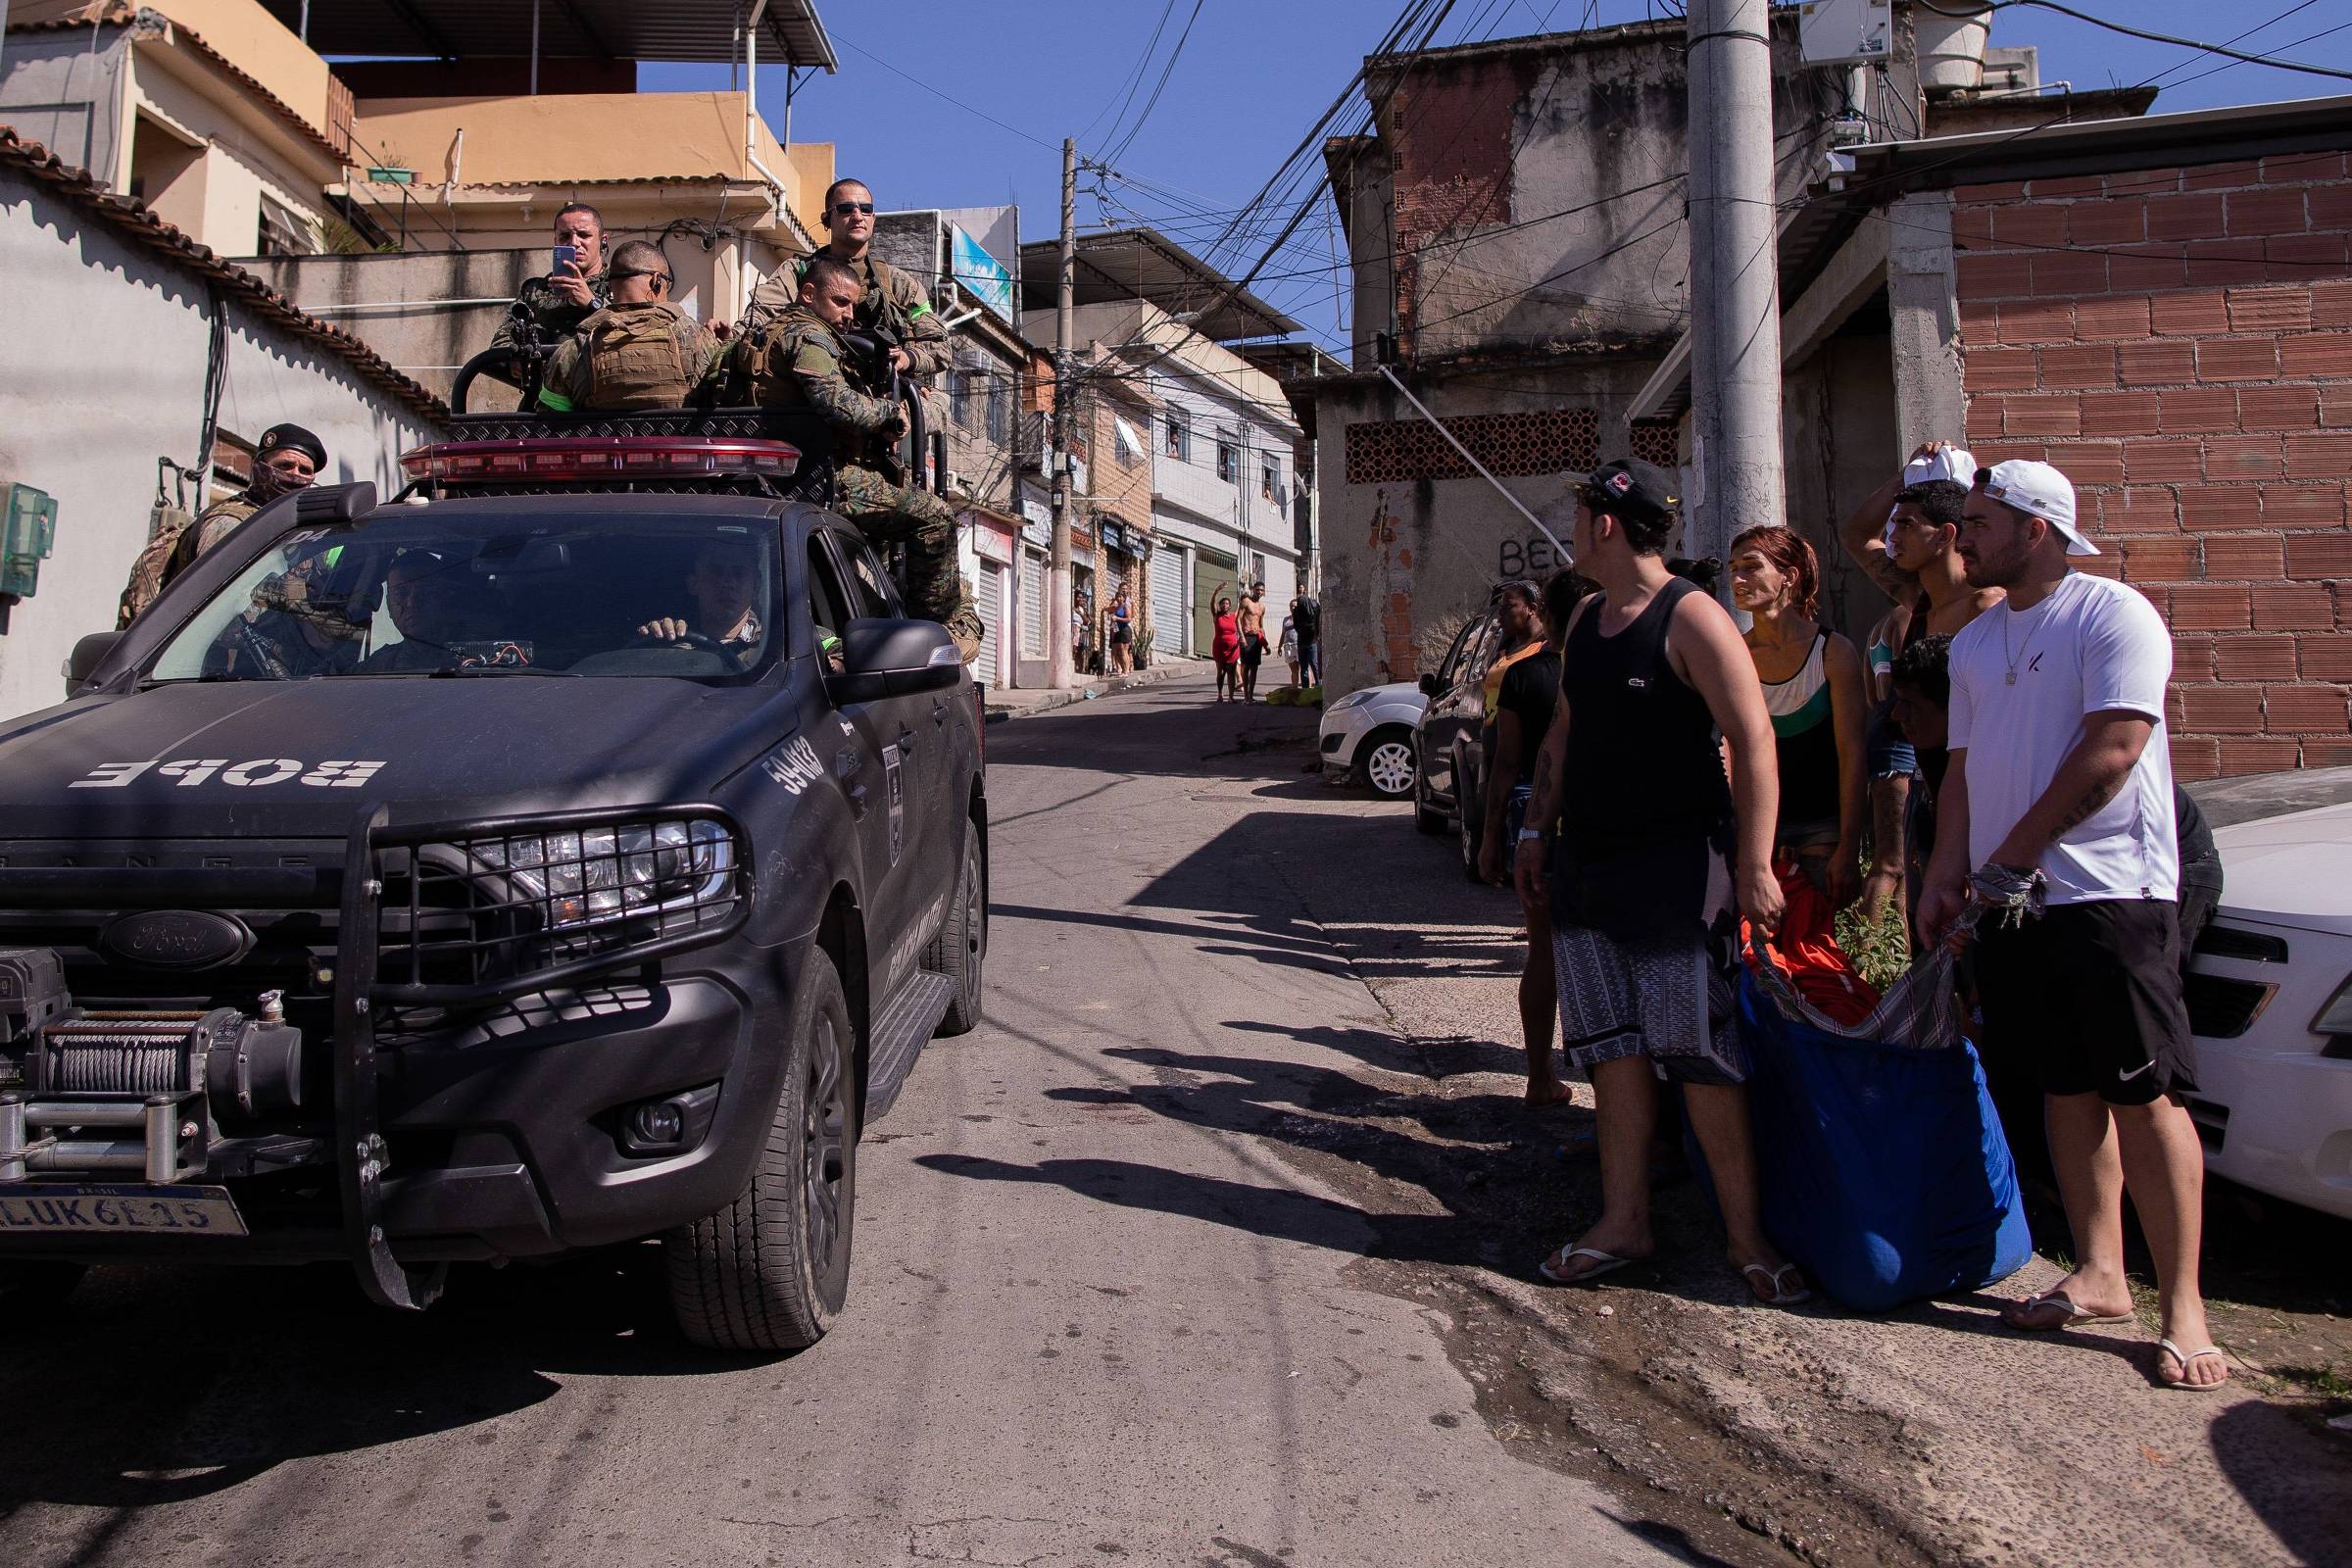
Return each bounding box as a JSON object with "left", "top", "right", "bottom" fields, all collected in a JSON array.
[
  {"left": 1582, "top": 458, "right": 1679, "bottom": 523},
  {"left": 258, "top": 423, "right": 327, "bottom": 467}
]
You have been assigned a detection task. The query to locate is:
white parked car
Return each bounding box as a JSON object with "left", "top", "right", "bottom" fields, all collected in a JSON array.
[
  {"left": 1318, "top": 681, "right": 1427, "bottom": 800},
  {"left": 2181, "top": 767, "right": 2352, "bottom": 1220}
]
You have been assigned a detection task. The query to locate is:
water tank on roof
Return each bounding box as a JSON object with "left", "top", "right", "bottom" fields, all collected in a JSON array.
[{"left": 1916, "top": 3, "right": 1993, "bottom": 95}]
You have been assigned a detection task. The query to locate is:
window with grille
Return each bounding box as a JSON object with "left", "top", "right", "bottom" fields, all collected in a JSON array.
[
  {"left": 950, "top": 360, "right": 977, "bottom": 430},
  {"left": 1217, "top": 435, "right": 1237, "bottom": 484},
  {"left": 1166, "top": 415, "right": 1190, "bottom": 462},
  {"left": 1630, "top": 418, "right": 1681, "bottom": 469},
  {"left": 1345, "top": 407, "right": 1597, "bottom": 485}
]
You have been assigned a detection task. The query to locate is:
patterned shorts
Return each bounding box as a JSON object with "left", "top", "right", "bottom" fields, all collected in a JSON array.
[{"left": 1550, "top": 853, "right": 1746, "bottom": 1086}]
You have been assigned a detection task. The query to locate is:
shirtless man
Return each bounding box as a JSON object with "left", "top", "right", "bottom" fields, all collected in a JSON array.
[{"left": 1236, "top": 582, "right": 1269, "bottom": 703}]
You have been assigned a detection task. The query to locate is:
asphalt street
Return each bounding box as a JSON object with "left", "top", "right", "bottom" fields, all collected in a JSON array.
[{"left": 0, "top": 674, "right": 1679, "bottom": 1568}]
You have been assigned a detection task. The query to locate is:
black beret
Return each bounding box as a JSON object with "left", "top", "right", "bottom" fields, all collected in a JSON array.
[{"left": 257, "top": 423, "right": 326, "bottom": 466}]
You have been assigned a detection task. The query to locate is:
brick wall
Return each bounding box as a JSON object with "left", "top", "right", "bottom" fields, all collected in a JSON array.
[{"left": 1951, "top": 149, "right": 2352, "bottom": 777}]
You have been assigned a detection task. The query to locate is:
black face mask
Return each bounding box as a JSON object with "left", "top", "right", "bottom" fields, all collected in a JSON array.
[{"left": 248, "top": 463, "right": 300, "bottom": 503}]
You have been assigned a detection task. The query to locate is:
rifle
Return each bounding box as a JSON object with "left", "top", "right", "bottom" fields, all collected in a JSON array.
[{"left": 837, "top": 320, "right": 924, "bottom": 489}]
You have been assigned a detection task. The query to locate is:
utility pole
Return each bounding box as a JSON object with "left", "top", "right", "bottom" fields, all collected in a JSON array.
[
  {"left": 1685, "top": 0, "right": 1785, "bottom": 568},
  {"left": 1049, "top": 137, "right": 1078, "bottom": 688}
]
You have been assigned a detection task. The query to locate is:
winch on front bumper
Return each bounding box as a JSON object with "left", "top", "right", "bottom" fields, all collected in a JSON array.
[{"left": 0, "top": 801, "right": 756, "bottom": 1311}]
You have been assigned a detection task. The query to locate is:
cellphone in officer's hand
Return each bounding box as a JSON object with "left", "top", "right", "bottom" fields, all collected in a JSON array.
[{"left": 553, "top": 243, "right": 578, "bottom": 274}]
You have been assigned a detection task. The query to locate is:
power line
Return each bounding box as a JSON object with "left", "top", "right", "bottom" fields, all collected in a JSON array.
[
  {"left": 1915, "top": 0, "right": 2352, "bottom": 82},
  {"left": 2164, "top": 16, "right": 2352, "bottom": 93},
  {"left": 830, "top": 33, "right": 1062, "bottom": 151},
  {"left": 1100, "top": 0, "right": 1211, "bottom": 168},
  {"left": 1079, "top": 0, "right": 1184, "bottom": 147}
]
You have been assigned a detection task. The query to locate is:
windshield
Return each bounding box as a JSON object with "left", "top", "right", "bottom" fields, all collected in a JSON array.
[{"left": 148, "top": 513, "right": 782, "bottom": 682}]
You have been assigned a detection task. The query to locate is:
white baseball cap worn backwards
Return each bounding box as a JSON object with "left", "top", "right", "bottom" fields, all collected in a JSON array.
[{"left": 1979, "top": 458, "right": 2097, "bottom": 557}]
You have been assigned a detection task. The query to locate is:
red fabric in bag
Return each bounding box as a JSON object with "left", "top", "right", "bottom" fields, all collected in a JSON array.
[{"left": 1744, "top": 859, "right": 1881, "bottom": 1027}]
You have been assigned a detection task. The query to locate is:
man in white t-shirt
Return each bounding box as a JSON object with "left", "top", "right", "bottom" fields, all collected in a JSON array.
[{"left": 1920, "top": 460, "right": 2224, "bottom": 1391}]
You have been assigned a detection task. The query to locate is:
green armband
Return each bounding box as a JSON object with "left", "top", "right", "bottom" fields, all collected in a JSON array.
[{"left": 537, "top": 386, "right": 575, "bottom": 413}]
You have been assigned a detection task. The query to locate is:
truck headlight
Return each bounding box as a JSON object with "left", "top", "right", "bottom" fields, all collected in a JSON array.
[{"left": 463, "top": 818, "right": 736, "bottom": 933}]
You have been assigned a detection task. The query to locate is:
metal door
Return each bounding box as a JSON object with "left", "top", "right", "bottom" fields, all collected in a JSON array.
[
  {"left": 1151, "top": 541, "right": 1186, "bottom": 657},
  {"left": 977, "top": 560, "right": 1004, "bottom": 687},
  {"left": 1019, "top": 548, "right": 1045, "bottom": 656}
]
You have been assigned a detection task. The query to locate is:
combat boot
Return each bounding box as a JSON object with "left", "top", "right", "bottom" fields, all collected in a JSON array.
[{"left": 945, "top": 591, "right": 985, "bottom": 666}]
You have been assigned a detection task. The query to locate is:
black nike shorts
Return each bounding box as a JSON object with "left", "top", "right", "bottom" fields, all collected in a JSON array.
[{"left": 1973, "top": 898, "right": 2195, "bottom": 1106}]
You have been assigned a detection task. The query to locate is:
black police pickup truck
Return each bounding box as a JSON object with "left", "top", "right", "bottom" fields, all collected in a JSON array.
[{"left": 0, "top": 407, "right": 986, "bottom": 1352}]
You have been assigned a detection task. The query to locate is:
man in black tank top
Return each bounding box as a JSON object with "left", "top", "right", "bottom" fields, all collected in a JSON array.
[{"left": 1507, "top": 460, "right": 1808, "bottom": 1305}]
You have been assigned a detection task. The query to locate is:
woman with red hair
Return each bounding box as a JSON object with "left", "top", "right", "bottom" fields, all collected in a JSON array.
[{"left": 1730, "top": 525, "right": 1868, "bottom": 908}]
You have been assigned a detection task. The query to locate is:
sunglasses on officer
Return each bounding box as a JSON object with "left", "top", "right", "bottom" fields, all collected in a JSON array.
[
  {"left": 830, "top": 200, "right": 875, "bottom": 217},
  {"left": 612, "top": 266, "right": 673, "bottom": 287}
]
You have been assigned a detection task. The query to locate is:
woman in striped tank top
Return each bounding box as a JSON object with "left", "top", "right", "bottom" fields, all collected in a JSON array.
[{"left": 1730, "top": 526, "right": 1869, "bottom": 909}]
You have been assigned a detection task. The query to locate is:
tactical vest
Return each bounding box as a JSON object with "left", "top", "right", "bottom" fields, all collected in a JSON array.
[
  {"left": 583, "top": 304, "right": 691, "bottom": 410},
  {"left": 745, "top": 314, "right": 827, "bottom": 411}
]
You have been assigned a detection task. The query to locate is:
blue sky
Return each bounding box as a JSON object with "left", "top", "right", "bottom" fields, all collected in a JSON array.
[{"left": 642, "top": 0, "right": 2352, "bottom": 347}]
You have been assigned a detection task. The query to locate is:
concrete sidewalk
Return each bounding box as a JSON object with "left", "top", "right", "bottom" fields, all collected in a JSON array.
[{"left": 983, "top": 658, "right": 1222, "bottom": 720}]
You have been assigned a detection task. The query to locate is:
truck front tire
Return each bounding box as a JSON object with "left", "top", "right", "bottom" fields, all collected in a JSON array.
[{"left": 664, "top": 949, "right": 857, "bottom": 1352}]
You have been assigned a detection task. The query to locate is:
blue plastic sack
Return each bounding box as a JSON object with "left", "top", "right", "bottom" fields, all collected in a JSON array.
[{"left": 1726, "top": 955, "right": 2033, "bottom": 1313}]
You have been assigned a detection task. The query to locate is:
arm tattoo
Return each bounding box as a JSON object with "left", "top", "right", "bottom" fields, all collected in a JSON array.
[
  {"left": 2053, "top": 775, "right": 2124, "bottom": 836},
  {"left": 1526, "top": 744, "right": 1560, "bottom": 832}
]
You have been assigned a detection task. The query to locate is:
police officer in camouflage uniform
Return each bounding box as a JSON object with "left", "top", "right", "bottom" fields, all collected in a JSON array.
[
  {"left": 537, "top": 241, "right": 723, "bottom": 413},
  {"left": 742, "top": 256, "right": 981, "bottom": 662},
  {"left": 201, "top": 543, "right": 369, "bottom": 680},
  {"left": 117, "top": 422, "right": 324, "bottom": 627},
  {"left": 743, "top": 178, "right": 948, "bottom": 379},
  {"left": 488, "top": 203, "right": 610, "bottom": 373}
]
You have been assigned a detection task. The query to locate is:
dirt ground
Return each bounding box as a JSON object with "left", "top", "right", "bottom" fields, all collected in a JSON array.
[{"left": 1217, "top": 715, "right": 2352, "bottom": 1567}]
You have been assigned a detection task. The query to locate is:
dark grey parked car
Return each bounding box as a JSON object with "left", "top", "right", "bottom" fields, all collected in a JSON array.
[{"left": 1411, "top": 608, "right": 1507, "bottom": 878}]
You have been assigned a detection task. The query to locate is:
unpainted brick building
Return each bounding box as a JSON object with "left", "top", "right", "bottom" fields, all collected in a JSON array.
[{"left": 1858, "top": 108, "right": 2352, "bottom": 777}]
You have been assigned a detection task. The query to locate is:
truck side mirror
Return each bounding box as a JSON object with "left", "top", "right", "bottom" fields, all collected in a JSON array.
[
  {"left": 826, "top": 617, "right": 962, "bottom": 704},
  {"left": 1417, "top": 671, "right": 1443, "bottom": 697},
  {"left": 64, "top": 630, "right": 122, "bottom": 694}
]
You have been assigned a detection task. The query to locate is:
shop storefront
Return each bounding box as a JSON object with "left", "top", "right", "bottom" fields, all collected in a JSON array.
[{"left": 967, "top": 509, "right": 1017, "bottom": 689}]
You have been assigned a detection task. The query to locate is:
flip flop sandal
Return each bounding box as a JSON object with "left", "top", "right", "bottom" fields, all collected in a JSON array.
[
  {"left": 2003, "top": 1291, "right": 2133, "bottom": 1331},
  {"left": 1740, "top": 1262, "right": 1812, "bottom": 1307},
  {"left": 1537, "top": 1245, "right": 1638, "bottom": 1286},
  {"left": 2157, "top": 1339, "right": 2230, "bottom": 1392}
]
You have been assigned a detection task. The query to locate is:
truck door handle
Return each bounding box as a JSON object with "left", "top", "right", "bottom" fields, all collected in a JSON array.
[
  {"left": 834, "top": 748, "right": 867, "bottom": 816},
  {"left": 897, "top": 727, "right": 917, "bottom": 757},
  {"left": 932, "top": 698, "right": 950, "bottom": 726}
]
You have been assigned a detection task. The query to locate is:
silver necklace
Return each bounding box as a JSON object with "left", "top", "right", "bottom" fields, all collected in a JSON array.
[{"left": 2000, "top": 603, "right": 2039, "bottom": 686}]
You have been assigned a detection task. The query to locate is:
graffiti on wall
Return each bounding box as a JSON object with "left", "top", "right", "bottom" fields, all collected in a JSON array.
[{"left": 1497, "top": 532, "right": 1571, "bottom": 581}]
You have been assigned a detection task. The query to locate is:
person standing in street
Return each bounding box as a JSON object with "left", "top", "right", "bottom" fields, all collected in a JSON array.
[
  {"left": 1480, "top": 567, "right": 1592, "bottom": 1107},
  {"left": 1730, "top": 526, "right": 1868, "bottom": 906},
  {"left": 119, "top": 422, "right": 325, "bottom": 626},
  {"left": 1107, "top": 585, "right": 1134, "bottom": 674},
  {"left": 1279, "top": 609, "right": 1299, "bottom": 687},
  {"left": 1236, "top": 583, "right": 1269, "bottom": 703},
  {"left": 1291, "top": 589, "right": 1323, "bottom": 685},
  {"left": 1210, "top": 595, "right": 1241, "bottom": 702},
  {"left": 1839, "top": 443, "right": 2003, "bottom": 920},
  {"left": 1918, "top": 460, "right": 2224, "bottom": 1391},
  {"left": 1511, "top": 460, "right": 1802, "bottom": 1304}
]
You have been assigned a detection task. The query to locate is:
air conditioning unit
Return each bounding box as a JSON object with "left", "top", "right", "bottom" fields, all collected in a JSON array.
[{"left": 1798, "top": 0, "right": 1890, "bottom": 65}]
